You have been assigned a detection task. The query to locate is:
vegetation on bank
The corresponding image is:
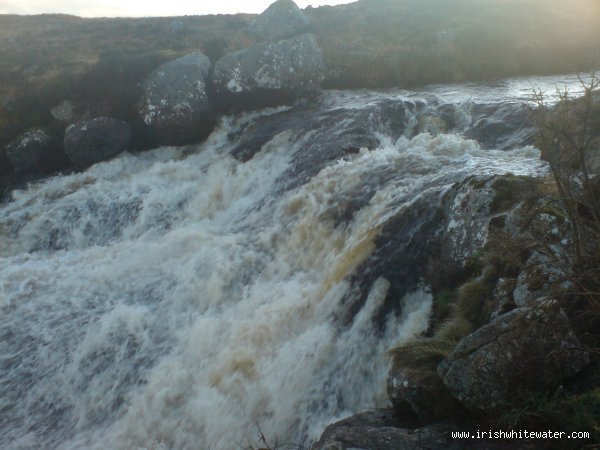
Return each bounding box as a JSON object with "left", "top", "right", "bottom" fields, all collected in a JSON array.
[
  {"left": 390, "top": 78, "right": 600, "bottom": 447},
  {"left": 1, "top": 0, "right": 599, "bottom": 160}
]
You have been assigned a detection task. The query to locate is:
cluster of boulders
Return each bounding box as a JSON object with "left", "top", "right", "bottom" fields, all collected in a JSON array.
[
  {"left": 314, "top": 175, "right": 591, "bottom": 449},
  {"left": 1, "top": 0, "right": 325, "bottom": 178}
]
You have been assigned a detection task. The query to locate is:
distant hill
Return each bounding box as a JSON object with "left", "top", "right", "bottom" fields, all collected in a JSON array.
[{"left": 306, "top": 0, "right": 600, "bottom": 87}]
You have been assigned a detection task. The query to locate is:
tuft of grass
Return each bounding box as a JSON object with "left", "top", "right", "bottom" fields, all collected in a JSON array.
[
  {"left": 390, "top": 311, "right": 472, "bottom": 372},
  {"left": 456, "top": 279, "right": 494, "bottom": 328},
  {"left": 434, "top": 314, "right": 473, "bottom": 342},
  {"left": 390, "top": 336, "right": 458, "bottom": 370},
  {"left": 481, "top": 234, "right": 530, "bottom": 282}
]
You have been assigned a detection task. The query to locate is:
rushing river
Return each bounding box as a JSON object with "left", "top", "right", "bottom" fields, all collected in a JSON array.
[{"left": 0, "top": 74, "right": 588, "bottom": 449}]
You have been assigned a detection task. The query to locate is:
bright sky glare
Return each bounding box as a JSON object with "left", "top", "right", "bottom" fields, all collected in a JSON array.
[{"left": 0, "top": 0, "right": 355, "bottom": 17}]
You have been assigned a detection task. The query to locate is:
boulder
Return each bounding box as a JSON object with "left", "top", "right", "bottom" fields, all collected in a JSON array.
[
  {"left": 312, "top": 409, "right": 525, "bottom": 450},
  {"left": 312, "top": 409, "right": 464, "bottom": 450},
  {"left": 248, "top": 0, "right": 312, "bottom": 41},
  {"left": 212, "top": 34, "right": 325, "bottom": 111},
  {"left": 50, "top": 100, "right": 75, "bottom": 123},
  {"left": 387, "top": 365, "right": 460, "bottom": 419},
  {"left": 169, "top": 19, "right": 184, "bottom": 33},
  {"left": 5, "top": 128, "right": 68, "bottom": 174},
  {"left": 64, "top": 118, "right": 131, "bottom": 168},
  {"left": 137, "top": 52, "right": 214, "bottom": 147},
  {"left": 438, "top": 303, "right": 589, "bottom": 414}
]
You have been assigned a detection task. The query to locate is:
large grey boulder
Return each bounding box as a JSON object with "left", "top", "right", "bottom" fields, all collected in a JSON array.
[
  {"left": 212, "top": 34, "right": 325, "bottom": 110},
  {"left": 438, "top": 303, "right": 589, "bottom": 414},
  {"left": 64, "top": 118, "right": 131, "bottom": 168},
  {"left": 5, "top": 128, "right": 68, "bottom": 174},
  {"left": 137, "top": 52, "right": 214, "bottom": 147},
  {"left": 249, "top": 0, "right": 312, "bottom": 41}
]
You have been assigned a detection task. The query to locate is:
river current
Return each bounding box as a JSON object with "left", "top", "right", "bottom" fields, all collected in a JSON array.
[{"left": 0, "top": 73, "right": 589, "bottom": 449}]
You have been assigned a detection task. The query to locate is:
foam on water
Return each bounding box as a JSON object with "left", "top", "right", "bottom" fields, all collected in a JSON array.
[{"left": 0, "top": 92, "right": 548, "bottom": 449}]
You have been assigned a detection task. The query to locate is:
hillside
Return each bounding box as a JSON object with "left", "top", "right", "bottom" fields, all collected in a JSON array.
[{"left": 0, "top": 0, "right": 599, "bottom": 157}]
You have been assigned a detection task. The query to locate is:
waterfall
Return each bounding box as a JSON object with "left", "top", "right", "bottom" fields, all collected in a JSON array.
[{"left": 0, "top": 75, "right": 580, "bottom": 449}]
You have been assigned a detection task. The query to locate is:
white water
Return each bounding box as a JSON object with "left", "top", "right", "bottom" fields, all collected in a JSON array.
[{"left": 0, "top": 79, "right": 568, "bottom": 449}]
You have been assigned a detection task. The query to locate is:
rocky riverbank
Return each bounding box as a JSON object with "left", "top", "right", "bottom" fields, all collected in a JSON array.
[{"left": 314, "top": 171, "right": 600, "bottom": 449}]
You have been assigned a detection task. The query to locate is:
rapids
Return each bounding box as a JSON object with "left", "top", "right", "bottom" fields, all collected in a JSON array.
[{"left": 0, "top": 73, "right": 588, "bottom": 449}]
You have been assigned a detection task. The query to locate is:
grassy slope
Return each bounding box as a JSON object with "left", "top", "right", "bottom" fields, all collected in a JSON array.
[
  {"left": 307, "top": 0, "right": 600, "bottom": 87},
  {"left": 0, "top": 13, "right": 255, "bottom": 152},
  {"left": 0, "top": 0, "right": 599, "bottom": 152}
]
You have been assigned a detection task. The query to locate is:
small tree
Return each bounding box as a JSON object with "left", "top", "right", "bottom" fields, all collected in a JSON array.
[{"left": 533, "top": 75, "right": 600, "bottom": 311}]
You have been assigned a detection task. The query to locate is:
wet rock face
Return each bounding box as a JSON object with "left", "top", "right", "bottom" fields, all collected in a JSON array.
[
  {"left": 212, "top": 34, "right": 326, "bottom": 111},
  {"left": 248, "top": 0, "right": 312, "bottom": 41},
  {"left": 230, "top": 94, "right": 412, "bottom": 169},
  {"left": 137, "top": 52, "right": 214, "bottom": 147},
  {"left": 441, "top": 176, "right": 496, "bottom": 264},
  {"left": 463, "top": 103, "right": 534, "bottom": 150},
  {"left": 5, "top": 128, "right": 68, "bottom": 174},
  {"left": 64, "top": 118, "right": 131, "bottom": 168},
  {"left": 438, "top": 303, "right": 589, "bottom": 414}
]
